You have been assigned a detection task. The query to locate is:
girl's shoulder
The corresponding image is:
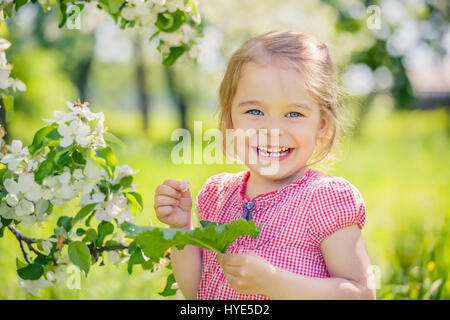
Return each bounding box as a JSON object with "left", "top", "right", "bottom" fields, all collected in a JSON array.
[
  {"left": 195, "top": 171, "right": 245, "bottom": 220},
  {"left": 308, "top": 169, "right": 363, "bottom": 199},
  {"left": 200, "top": 171, "right": 245, "bottom": 193},
  {"left": 306, "top": 170, "right": 366, "bottom": 246}
]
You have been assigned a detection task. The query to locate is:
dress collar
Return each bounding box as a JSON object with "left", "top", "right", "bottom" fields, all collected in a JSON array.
[{"left": 239, "top": 168, "right": 313, "bottom": 202}]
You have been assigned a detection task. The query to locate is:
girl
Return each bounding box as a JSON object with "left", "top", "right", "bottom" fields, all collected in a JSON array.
[{"left": 154, "top": 30, "right": 375, "bottom": 300}]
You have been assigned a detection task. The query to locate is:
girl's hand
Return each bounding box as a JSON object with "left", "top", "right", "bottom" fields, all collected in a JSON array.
[
  {"left": 216, "top": 252, "right": 277, "bottom": 296},
  {"left": 154, "top": 179, "right": 192, "bottom": 229}
]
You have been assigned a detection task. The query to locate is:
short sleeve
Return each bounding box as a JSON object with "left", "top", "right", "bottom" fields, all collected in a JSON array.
[
  {"left": 308, "top": 177, "right": 366, "bottom": 247},
  {"left": 195, "top": 180, "right": 214, "bottom": 221},
  {"left": 195, "top": 173, "right": 227, "bottom": 221}
]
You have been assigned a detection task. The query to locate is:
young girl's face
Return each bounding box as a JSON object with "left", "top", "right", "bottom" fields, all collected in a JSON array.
[{"left": 230, "top": 61, "right": 327, "bottom": 180}]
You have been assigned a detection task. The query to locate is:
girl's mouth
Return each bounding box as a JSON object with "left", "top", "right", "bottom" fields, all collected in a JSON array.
[{"left": 252, "top": 146, "right": 294, "bottom": 161}]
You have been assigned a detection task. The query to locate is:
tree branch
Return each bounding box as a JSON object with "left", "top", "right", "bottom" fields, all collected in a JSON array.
[
  {"left": 7, "top": 225, "right": 41, "bottom": 264},
  {"left": 8, "top": 224, "right": 130, "bottom": 265}
]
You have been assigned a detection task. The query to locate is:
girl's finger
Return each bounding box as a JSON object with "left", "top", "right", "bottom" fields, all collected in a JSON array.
[
  {"left": 216, "top": 253, "right": 242, "bottom": 266},
  {"left": 155, "top": 195, "right": 179, "bottom": 207},
  {"left": 156, "top": 183, "right": 181, "bottom": 198},
  {"left": 221, "top": 264, "right": 242, "bottom": 277},
  {"left": 223, "top": 273, "right": 242, "bottom": 291},
  {"left": 163, "top": 179, "right": 186, "bottom": 193},
  {"left": 156, "top": 205, "right": 175, "bottom": 217}
]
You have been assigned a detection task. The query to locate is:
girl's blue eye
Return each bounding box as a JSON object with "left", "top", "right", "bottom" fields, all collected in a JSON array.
[
  {"left": 246, "top": 109, "right": 263, "bottom": 116},
  {"left": 286, "top": 111, "right": 303, "bottom": 118}
]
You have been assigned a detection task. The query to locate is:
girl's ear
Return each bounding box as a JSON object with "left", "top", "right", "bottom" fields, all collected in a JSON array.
[{"left": 317, "top": 114, "right": 328, "bottom": 137}]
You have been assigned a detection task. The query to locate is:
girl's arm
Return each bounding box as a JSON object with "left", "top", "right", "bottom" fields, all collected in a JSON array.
[
  {"left": 217, "top": 224, "right": 376, "bottom": 299},
  {"left": 264, "top": 225, "right": 375, "bottom": 299},
  {"left": 170, "top": 243, "right": 202, "bottom": 300}
]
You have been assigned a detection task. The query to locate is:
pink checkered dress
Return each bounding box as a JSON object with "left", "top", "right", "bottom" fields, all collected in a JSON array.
[{"left": 195, "top": 168, "right": 366, "bottom": 300}]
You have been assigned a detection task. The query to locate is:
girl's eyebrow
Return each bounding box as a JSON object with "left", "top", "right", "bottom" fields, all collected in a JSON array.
[{"left": 238, "top": 100, "right": 312, "bottom": 111}]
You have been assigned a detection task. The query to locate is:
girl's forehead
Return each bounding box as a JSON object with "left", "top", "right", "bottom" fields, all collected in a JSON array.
[{"left": 234, "top": 62, "right": 316, "bottom": 105}]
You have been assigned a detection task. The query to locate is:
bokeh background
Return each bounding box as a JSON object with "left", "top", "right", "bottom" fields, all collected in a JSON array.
[{"left": 0, "top": 0, "right": 449, "bottom": 299}]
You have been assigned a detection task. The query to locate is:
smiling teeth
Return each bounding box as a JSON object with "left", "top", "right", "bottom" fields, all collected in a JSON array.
[
  {"left": 257, "top": 146, "right": 290, "bottom": 156},
  {"left": 257, "top": 146, "right": 289, "bottom": 153}
]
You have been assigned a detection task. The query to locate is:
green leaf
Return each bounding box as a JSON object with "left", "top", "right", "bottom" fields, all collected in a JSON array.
[
  {"left": 16, "top": 257, "right": 27, "bottom": 270},
  {"left": 72, "top": 203, "right": 98, "bottom": 226},
  {"left": 159, "top": 272, "right": 177, "bottom": 297},
  {"left": 56, "top": 152, "right": 71, "bottom": 168},
  {"left": 53, "top": 145, "right": 72, "bottom": 166},
  {"left": 162, "top": 45, "right": 186, "bottom": 67},
  {"left": 3, "top": 2, "right": 14, "bottom": 18},
  {"left": 68, "top": 241, "right": 91, "bottom": 274},
  {"left": 57, "top": 0, "right": 68, "bottom": 28},
  {"left": 15, "top": 0, "right": 28, "bottom": 11},
  {"left": 96, "top": 221, "right": 114, "bottom": 247},
  {"left": 95, "top": 147, "right": 116, "bottom": 169},
  {"left": 119, "top": 175, "right": 133, "bottom": 189},
  {"left": 83, "top": 228, "right": 97, "bottom": 243},
  {"left": 121, "top": 218, "right": 261, "bottom": 262},
  {"left": 17, "top": 263, "right": 44, "bottom": 280},
  {"left": 126, "top": 192, "right": 143, "bottom": 210},
  {"left": 109, "top": 0, "right": 125, "bottom": 14},
  {"left": 188, "top": 0, "right": 201, "bottom": 24},
  {"left": 155, "top": 10, "right": 186, "bottom": 32},
  {"left": 84, "top": 211, "right": 95, "bottom": 227},
  {"left": 71, "top": 149, "right": 86, "bottom": 166},
  {"left": 127, "top": 247, "right": 145, "bottom": 275},
  {"left": 125, "top": 192, "right": 143, "bottom": 216},
  {"left": 103, "top": 131, "right": 125, "bottom": 147},
  {"left": 34, "top": 159, "right": 54, "bottom": 184},
  {"left": 57, "top": 216, "right": 73, "bottom": 232},
  {"left": 28, "top": 126, "right": 58, "bottom": 154},
  {"left": 127, "top": 239, "right": 138, "bottom": 254}
]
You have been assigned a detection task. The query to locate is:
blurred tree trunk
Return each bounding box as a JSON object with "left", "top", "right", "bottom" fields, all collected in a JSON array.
[
  {"left": 0, "top": 98, "right": 8, "bottom": 142},
  {"left": 74, "top": 42, "right": 94, "bottom": 103},
  {"left": 134, "top": 34, "right": 150, "bottom": 131},
  {"left": 353, "top": 92, "right": 376, "bottom": 136},
  {"left": 165, "top": 67, "right": 188, "bottom": 130}
]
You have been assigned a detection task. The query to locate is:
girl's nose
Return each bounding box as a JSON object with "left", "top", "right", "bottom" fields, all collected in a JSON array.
[{"left": 258, "top": 117, "right": 284, "bottom": 139}]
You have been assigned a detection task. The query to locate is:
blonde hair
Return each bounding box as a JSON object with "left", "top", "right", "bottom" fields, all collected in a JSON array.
[{"left": 214, "top": 30, "right": 352, "bottom": 167}]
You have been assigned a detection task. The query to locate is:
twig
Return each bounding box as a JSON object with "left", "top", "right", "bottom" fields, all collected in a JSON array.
[
  {"left": 18, "top": 239, "right": 31, "bottom": 264},
  {"left": 7, "top": 225, "right": 40, "bottom": 243},
  {"left": 89, "top": 244, "right": 128, "bottom": 263},
  {"left": 8, "top": 225, "right": 41, "bottom": 265},
  {"left": 8, "top": 225, "right": 129, "bottom": 264}
]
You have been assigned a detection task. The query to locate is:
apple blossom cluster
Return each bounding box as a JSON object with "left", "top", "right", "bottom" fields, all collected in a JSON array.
[
  {"left": 121, "top": 0, "right": 198, "bottom": 26},
  {"left": 120, "top": 0, "right": 202, "bottom": 62},
  {"left": 0, "top": 101, "right": 138, "bottom": 229},
  {"left": 0, "top": 38, "right": 26, "bottom": 94},
  {"left": 43, "top": 101, "right": 107, "bottom": 149},
  {"left": 0, "top": 100, "right": 146, "bottom": 295}
]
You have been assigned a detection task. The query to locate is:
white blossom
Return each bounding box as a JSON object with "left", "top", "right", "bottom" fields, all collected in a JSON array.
[
  {"left": 0, "top": 37, "right": 26, "bottom": 93},
  {"left": 159, "top": 23, "right": 197, "bottom": 47},
  {"left": 18, "top": 277, "right": 52, "bottom": 296},
  {"left": 65, "top": 101, "right": 98, "bottom": 121},
  {"left": 58, "top": 120, "right": 90, "bottom": 148},
  {"left": 94, "top": 193, "right": 135, "bottom": 224},
  {"left": 113, "top": 164, "right": 139, "bottom": 184},
  {"left": 107, "top": 251, "right": 121, "bottom": 265},
  {"left": 1, "top": 140, "right": 29, "bottom": 170},
  {"left": 42, "top": 239, "right": 53, "bottom": 255},
  {"left": 43, "top": 110, "right": 76, "bottom": 125}
]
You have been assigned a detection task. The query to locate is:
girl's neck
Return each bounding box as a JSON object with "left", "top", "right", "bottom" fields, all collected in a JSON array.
[{"left": 245, "top": 165, "right": 310, "bottom": 200}]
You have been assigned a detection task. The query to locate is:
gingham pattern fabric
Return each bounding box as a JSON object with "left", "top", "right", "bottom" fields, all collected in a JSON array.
[{"left": 195, "top": 168, "right": 366, "bottom": 300}]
